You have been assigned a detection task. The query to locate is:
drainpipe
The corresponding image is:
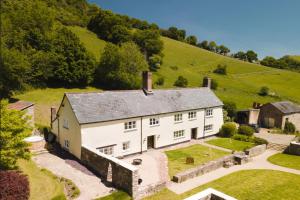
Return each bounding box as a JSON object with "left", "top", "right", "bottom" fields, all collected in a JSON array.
[
  {"left": 140, "top": 117, "right": 143, "bottom": 154},
  {"left": 203, "top": 109, "right": 206, "bottom": 138}
]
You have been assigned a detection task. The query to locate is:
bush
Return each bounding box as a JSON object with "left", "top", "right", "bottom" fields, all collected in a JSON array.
[
  {"left": 238, "top": 125, "right": 255, "bottom": 136},
  {"left": 211, "top": 79, "right": 218, "bottom": 90},
  {"left": 232, "top": 134, "right": 251, "bottom": 142},
  {"left": 253, "top": 137, "right": 268, "bottom": 145},
  {"left": 155, "top": 77, "right": 165, "bottom": 86},
  {"left": 223, "top": 101, "right": 237, "bottom": 119},
  {"left": 284, "top": 121, "right": 296, "bottom": 134},
  {"left": 0, "top": 171, "right": 29, "bottom": 200},
  {"left": 213, "top": 64, "right": 227, "bottom": 75},
  {"left": 219, "top": 122, "right": 237, "bottom": 137},
  {"left": 259, "top": 86, "right": 269, "bottom": 96},
  {"left": 174, "top": 76, "right": 188, "bottom": 87}
]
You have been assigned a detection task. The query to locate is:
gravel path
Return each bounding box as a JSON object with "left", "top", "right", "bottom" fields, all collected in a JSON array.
[
  {"left": 33, "top": 153, "right": 113, "bottom": 200},
  {"left": 168, "top": 149, "right": 300, "bottom": 194}
]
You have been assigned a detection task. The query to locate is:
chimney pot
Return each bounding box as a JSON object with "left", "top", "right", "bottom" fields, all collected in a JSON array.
[
  {"left": 142, "top": 71, "right": 153, "bottom": 95},
  {"left": 202, "top": 77, "right": 212, "bottom": 89}
]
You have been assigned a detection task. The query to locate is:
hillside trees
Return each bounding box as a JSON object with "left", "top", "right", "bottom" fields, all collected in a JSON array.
[
  {"left": 0, "top": 100, "right": 32, "bottom": 170},
  {"left": 233, "top": 50, "right": 258, "bottom": 63},
  {"left": 261, "top": 56, "right": 300, "bottom": 71},
  {"left": 186, "top": 35, "right": 197, "bottom": 45},
  {"left": 161, "top": 26, "right": 186, "bottom": 41},
  {"left": 96, "top": 42, "right": 148, "bottom": 89}
]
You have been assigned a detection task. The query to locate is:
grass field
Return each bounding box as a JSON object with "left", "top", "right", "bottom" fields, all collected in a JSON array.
[
  {"left": 206, "top": 138, "right": 255, "bottom": 151},
  {"left": 268, "top": 153, "right": 300, "bottom": 170},
  {"left": 165, "top": 144, "right": 229, "bottom": 177},
  {"left": 97, "top": 191, "right": 132, "bottom": 200},
  {"left": 13, "top": 87, "right": 99, "bottom": 126},
  {"left": 69, "top": 26, "right": 300, "bottom": 110},
  {"left": 18, "top": 159, "right": 66, "bottom": 200},
  {"left": 290, "top": 55, "right": 300, "bottom": 62}
]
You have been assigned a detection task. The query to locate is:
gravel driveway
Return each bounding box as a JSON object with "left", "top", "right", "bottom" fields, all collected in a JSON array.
[{"left": 33, "top": 153, "right": 113, "bottom": 200}]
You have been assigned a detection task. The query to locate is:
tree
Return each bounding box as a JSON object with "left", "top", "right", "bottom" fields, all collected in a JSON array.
[
  {"left": 218, "top": 45, "right": 230, "bottom": 55},
  {"left": 213, "top": 64, "right": 227, "bottom": 75},
  {"left": 161, "top": 27, "right": 186, "bottom": 41},
  {"left": 174, "top": 76, "right": 188, "bottom": 87},
  {"left": 238, "top": 125, "right": 254, "bottom": 136},
  {"left": 186, "top": 35, "right": 197, "bottom": 45},
  {"left": 110, "top": 25, "right": 131, "bottom": 44},
  {"left": 96, "top": 42, "right": 148, "bottom": 89},
  {"left": 259, "top": 86, "right": 269, "bottom": 96},
  {"left": 148, "top": 54, "right": 162, "bottom": 71},
  {"left": 246, "top": 50, "right": 258, "bottom": 63},
  {"left": 0, "top": 100, "right": 32, "bottom": 170},
  {"left": 223, "top": 101, "right": 237, "bottom": 119},
  {"left": 233, "top": 51, "right": 247, "bottom": 61},
  {"left": 219, "top": 122, "right": 237, "bottom": 137},
  {"left": 261, "top": 56, "right": 278, "bottom": 67},
  {"left": 284, "top": 121, "right": 296, "bottom": 134},
  {"left": 208, "top": 41, "right": 217, "bottom": 52},
  {"left": 198, "top": 40, "right": 209, "bottom": 50}
]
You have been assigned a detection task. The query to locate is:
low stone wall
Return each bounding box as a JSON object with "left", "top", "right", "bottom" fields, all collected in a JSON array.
[
  {"left": 286, "top": 142, "right": 300, "bottom": 156},
  {"left": 244, "top": 144, "right": 266, "bottom": 157},
  {"left": 184, "top": 188, "right": 237, "bottom": 200},
  {"left": 173, "top": 154, "right": 235, "bottom": 183},
  {"left": 138, "top": 181, "right": 166, "bottom": 199},
  {"left": 81, "top": 145, "right": 139, "bottom": 198}
]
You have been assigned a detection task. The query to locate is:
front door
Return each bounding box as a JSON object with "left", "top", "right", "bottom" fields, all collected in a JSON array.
[
  {"left": 191, "top": 128, "right": 198, "bottom": 139},
  {"left": 147, "top": 135, "right": 155, "bottom": 149}
]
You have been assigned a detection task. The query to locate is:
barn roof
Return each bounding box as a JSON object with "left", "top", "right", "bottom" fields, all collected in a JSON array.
[
  {"left": 270, "top": 101, "right": 300, "bottom": 114},
  {"left": 8, "top": 101, "right": 34, "bottom": 111},
  {"left": 65, "top": 87, "right": 223, "bottom": 124}
]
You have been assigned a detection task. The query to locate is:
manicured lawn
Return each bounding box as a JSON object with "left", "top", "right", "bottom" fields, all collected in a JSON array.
[
  {"left": 96, "top": 191, "right": 132, "bottom": 200},
  {"left": 165, "top": 144, "right": 230, "bottom": 177},
  {"left": 206, "top": 138, "right": 255, "bottom": 151},
  {"left": 144, "top": 170, "right": 300, "bottom": 200},
  {"left": 13, "top": 87, "right": 99, "bottom": 126},
  {"left": 268, "top": 153, "right": 300, "bottom": 170},
  {"left": 18, "top": 159, "right": 66, "bottom": 200}
]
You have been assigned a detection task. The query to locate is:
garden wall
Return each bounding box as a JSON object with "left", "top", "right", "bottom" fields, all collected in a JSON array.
[
  {"left": 244, "top": 144, "right": 266, "bottom": 157},
  {"left": 138, "top": 181, "right": 166, "bottom": 199},
  {"left": 287, "top": 142, "right": 300, "bottom": 156},
  {"left": 81, "top": 145, "right": 139, "bottom": 198}
]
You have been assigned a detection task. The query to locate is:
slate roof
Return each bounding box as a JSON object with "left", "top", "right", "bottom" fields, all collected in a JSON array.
[
  {"left": 270, "top": 101, "right": 300, "bottom": 114},
  {"left": 8, "top": 101, "right": 34, "bottom": 111},
  {"left": 65, "top": 88, "right": 223, "bottom": 124}
]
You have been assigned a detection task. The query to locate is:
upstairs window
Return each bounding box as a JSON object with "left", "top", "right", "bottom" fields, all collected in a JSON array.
[
  {"left": 98, "top": 146, "right": 114, "bottom": 155},
  {"left": 124, "top": 121, "right": 136, "bottom": 130},
  {"left": 150, "top": 118, "right": 159, "bottom": 126},
  {"left": 204, "top": 124, "right": 213, "bottom": 132},
  {"left": 188, "top": 111, "right": 197, "bottom": 120},
  {"left": 174, "top": 113, "right": 183, "bottom": 122},
  {"left": 205, "top": 109, "right": 213, "bottom": 117},
  {"left": 63, "top": 119, "right": 69, "bottom": 129},
  {"left": 174, "top": 130, "right": 185, "bottom": 139}
]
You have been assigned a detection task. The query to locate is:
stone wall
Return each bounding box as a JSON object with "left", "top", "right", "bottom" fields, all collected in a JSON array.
[
  {"left": 138, "top": 181, "right": 166, "bottom": 199},
  {"left": 81, "top": 145, "right": 139, "bottom": 198},
  {"left": 173, "top": 155, "right": 236, "bottom": 183},
  {"left": 286, "top": 142, "right": 300, "bottom": 156},
  {"left": 244, "top": 144, "right": 266, "bottom": 157}
]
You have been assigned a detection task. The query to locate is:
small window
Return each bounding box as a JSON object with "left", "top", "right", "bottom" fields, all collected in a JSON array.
[
  {"left": 174, "top": 114, "right": 183, "bottom": 122},
  {"left": 174, "top": 130, "right": 185, "bottom": 139},
  {"left": 124, "top": 121, "right": 136, "bottom": 130},
  {"left": 98, "top": 146, "right": 114, "bottom": 155},
  {"left": 64, "top": 140, "right": 69, "bottom": 149},
  {"left": 188, "top": 111, "right": 197, "bottom": 119},
  {"left": 122, "top": 141, "right": 130, "bottom": 151},
  {"left": 63, "top": 119, "right": 69, "bottom": 129},
  {"left": 205, "top": 109, "right": 213, "bottom": 117},
  {"left": 150, "top": 117, "right": 159, "bottom": 126},
  {"left": 204, "top": 124, "right": 213, "bottom": 131}
]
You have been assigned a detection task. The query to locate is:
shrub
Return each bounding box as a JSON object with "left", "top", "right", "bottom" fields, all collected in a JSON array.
[
  {"left": 219, "top": 122, "right": 237, "bottom": 137},
  {"left": 223, "top": 101, "right": 237, "bottom": 119},
  {"left": 259, "top": 86, "right": 269, "bottom": 96},
  {"left": 238, "top": 125, "right": 255, "bottom": 136},
  {"left": 174, "top": 76, "right": 188, "bottom": 87},
  {"left": 213, "top": 64, "right": 227, "bottom": 75},
  {"left": 232, "top": 134, "right": 251, "bottom": 142},
  {"left": 253, "top": 137, "right": 268, "bottom": 145},
  {"left": 0, "top": 171, "right": 29, "bottom": 200},
  {"left": 211, "top": 79, "right": 218, "bottom": 90},
  {"left": 284, "top": 121, "right": 296, "bottom": 134},
  {"left": 155, "top": 77, "right": 165, "bottom": 86}
]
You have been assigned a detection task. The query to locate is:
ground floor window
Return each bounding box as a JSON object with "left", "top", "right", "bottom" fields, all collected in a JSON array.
[
  {"left": 98, "top": 146, "right": 114, "bottom": 155},
  {"left": 204, "top": 124, "right": 213, "bottom": 131},
  {"left": 64, "top": 140, "right": 69, "bottom": 149},
  {"left": 122, "top": 141, "right": 130, "bottom": 151},
  {"left": 174, "top": 130, "right": 185, "bottom": 139}
]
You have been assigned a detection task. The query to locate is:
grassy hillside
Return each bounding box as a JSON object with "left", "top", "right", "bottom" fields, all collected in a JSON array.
[
  {"left": 290, "top": 55, "right": 300, "bottom": 62},
  {"left": 70, "top": 26, "right": 300, "bottom": 109}
]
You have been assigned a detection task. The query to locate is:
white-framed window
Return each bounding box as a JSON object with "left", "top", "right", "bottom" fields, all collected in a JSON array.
[
  {"left": 63, "top": 119, "right": 69, "bottom": 129},
  {"left": 205, "top": 109, "right": 213, "bottom": 117},
  {"left": 174, "top": 130, "right": 185, "bottom": 139},
  {"left": 64, "top": 140, "right": 69, "bottom": 149},
  {"left": 98, "top": 146, "right": 114, "bottom": 155},
  {"left": 188, "top": 111, "right": 197, "bottom": 120},
  {"left": 150, "top": 117, "right": 159, "bottom": 126},
  {"left": 122, "top": 141, "right": 130, "bottom": 151},
  {"left": 204, "top": 124, "right": 213, "bottom": 131},
  {"left": 124, "top": 121, "right": 136, "bottom": 130},
  {"left": 174, "top": 113, "right": 183, "bottom": 122}
]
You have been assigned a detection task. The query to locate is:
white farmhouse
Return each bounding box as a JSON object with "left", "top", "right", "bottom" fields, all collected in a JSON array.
[{"left": 51, "top": 72, "right": 224, "bottom": 159}]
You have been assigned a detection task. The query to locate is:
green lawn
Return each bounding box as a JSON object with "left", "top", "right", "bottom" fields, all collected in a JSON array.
[
  {"left": 290, "top": 55, "right": 300, "bottom": 62},
  {"left": 206, "top": 138, "right": 255, "bottom": 151},
  {"left": 13, "top": 87, "right": 99, "bottom": 126},
  {"left": 96, "top": 191, "right": 132, "bottom": 200},
  {"left": 268, "top": 153, "right": 300, "bottom": 170},
  {"left": 101, "top": 170, "right": 300, "bottom": 200},
  {"left": 18, "top": 159, "right": 66, "bottom": 200},
  {"left": 165, "top": 144, "right": 229, "bottom": 177}
]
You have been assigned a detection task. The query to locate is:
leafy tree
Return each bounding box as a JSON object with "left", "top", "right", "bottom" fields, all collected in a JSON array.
[
  {"left": 259, "top": 86, "right": 269, "bottom": 96},
  {"left": 217, "top": 45, "right": 230, "bottom": 55},
  {"left": 149, "top": 54, "right": 163, "bottom": 71},
  {"left": 246, "top": 50, "right": 258, "bottom": 63},
  {"left": 186, "top": 35, "right": 197, "bottom": 45},
  {"left": 223, "top": 101, "right": 237, "bottom": 119},
  {"left": 233, "top": 51, "right": 247, "bottom": 61},
  {"left": 261, "top": 56, "right": 278, "bottom": 67},
  {"left": 219, "top": 122, "right": 237, "bottom": 137},
  {"left": 198, "top": 40, "right": 209, "bottom": 50},
  {"left": 96, "top": 42, "right": 148, "bottom": 89},
  {"left": 110, "top": 25, "right": 131, "bottom": 44},
  {"left": 174, "top": 76, "right": 188, "bottom": 87},
  {"left": 161, "top": 26, "right": 186, "bottom": 41},
  {"left": 0, "top": 100, "right": 32, "bottom": 170},
  {"left": 208, "top": 41, "right": 217, "bottom": 52},
  {"left": 213, "top": 64, "right": 227, "bottom": 75}
]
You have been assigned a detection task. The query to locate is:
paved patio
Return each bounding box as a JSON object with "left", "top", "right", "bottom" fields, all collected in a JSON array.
[
  {"left": 255, "top": 128, "right": 296, "bottom": 145},
  {"left": 33, "top": 153, "right": 113, "bottom": 200}
]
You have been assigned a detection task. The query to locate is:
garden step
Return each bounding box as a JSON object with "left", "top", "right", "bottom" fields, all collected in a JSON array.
[{"left": 267, "top": 143, "right": 288, "bottom": 151}]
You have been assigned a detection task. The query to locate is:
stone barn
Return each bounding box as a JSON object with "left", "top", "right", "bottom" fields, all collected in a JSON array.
[
  {"left": 258, "top": 101, "right": 300, "bottom": 131},
  {"left": 8, "top": 101, "right": 35, "bottom": 127}
]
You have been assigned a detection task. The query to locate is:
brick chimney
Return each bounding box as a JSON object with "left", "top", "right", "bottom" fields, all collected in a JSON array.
[
  {"left": 51, "top": 107, "right": 57, "bottom": 122},
  {"left": 202, "top": 76, "right": 212, "bottom": 89},
  {"left": 142, "top": 71, "right": 153, "bottom": 95}
]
